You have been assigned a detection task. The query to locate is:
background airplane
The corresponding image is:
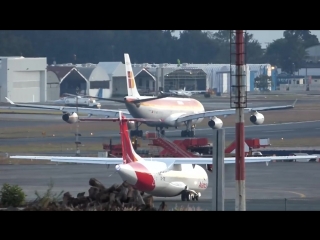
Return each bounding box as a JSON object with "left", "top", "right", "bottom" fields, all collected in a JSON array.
[
  {"left": 164, "top": 87, "right": 206, "bottom": 97},
  {"left": 5, "top": 53, "right": 297, "bottom": 138},
  {"left": 10, "top": 111, "right": 317, "bottom": 202},
  {"left": 50, "top": 94, "right": 102, "bottom": 108}
]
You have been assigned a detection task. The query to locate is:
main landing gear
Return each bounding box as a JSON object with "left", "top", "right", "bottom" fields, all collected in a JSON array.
[
  {"left": 130, "top": 122, "right": 143, "bottom": 138},
  {"left": 156, "top": 127, "right": 166, "bottom": 137},
  {"left": 180, "top": 187, "right": 200, "bottom": 201},
  {"left": 180, "top": 120, "right": 195, "bottom": 137}
]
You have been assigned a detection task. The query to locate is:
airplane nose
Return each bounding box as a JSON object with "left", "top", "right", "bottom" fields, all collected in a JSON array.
[{"left": 115, "top": 164, "right": 137, "bottom": 185}]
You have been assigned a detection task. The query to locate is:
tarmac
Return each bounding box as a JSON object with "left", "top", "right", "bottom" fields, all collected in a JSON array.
[
  {"left": 0, "top": 115, "right": 319, "bottom": 146},
  {"left": 1, "top": 162, "right": 320, "bottom": 210}
]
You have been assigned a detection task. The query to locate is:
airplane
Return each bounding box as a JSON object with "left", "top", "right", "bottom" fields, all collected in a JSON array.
[
  {"left": 51, "top": 94, "right": 101, "bottom": 108},
  {"left": 9, "top": 111, "right": 317, "bottom": 201},
  {"left": 5, "top": 53, "right": 298, "bottom": 139},
  {"left": 166, "top": 87, "right": 206, "bottom": 97}
]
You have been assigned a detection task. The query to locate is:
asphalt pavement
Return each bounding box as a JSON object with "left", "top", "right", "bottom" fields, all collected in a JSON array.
[
  {"left": 1, "top": 162, "right": 320, "bottom": 210},
  {"left": 1, "top": 117, "right": 319, "bottom": 146}
]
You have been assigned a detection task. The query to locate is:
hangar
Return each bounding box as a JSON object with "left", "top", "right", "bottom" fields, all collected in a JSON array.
[
  {"left": 88, "top": 62, "right": 126, "bottom": 98},
  {"left": 0, "top": 56, "right": 47, "bottom": 102},
  {"left": 133, "top": 68, "right": 156, "bottom": 94},
  {"left": 132, "top": 62, "right": 273, "bottom": 94},
  {"left": 46, "top": 64, "right": 90, "bottom": 100},
  {"left": 163, "top": 68, "right": 207, "bottom": 92}
]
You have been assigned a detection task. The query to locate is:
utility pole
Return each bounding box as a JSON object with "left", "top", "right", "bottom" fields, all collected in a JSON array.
[
  {"left": 75, "top": 95, "right": 81, "bottom": 156},
  {"left": 230, "top": 30, "right": 247, "bottom": 211},
  {"left": 211, "top": 128, "right": 225, "bottom": 211}
]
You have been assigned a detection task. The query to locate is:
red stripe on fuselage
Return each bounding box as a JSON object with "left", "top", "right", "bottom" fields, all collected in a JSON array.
[{"left": 129, "top": 162, "right": 155, "bottom": 192}]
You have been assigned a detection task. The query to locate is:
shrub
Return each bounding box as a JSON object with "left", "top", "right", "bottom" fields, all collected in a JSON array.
[
  {"left": 33, "top": 179, "right": 64, "bottom": 208},
  {"left": 0, "top": 183, "right": 26, "bottom": 207}
]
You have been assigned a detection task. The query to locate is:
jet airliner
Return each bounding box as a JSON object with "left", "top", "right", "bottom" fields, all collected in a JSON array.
[
  {"left": 10, "top": 112, "right": 315, "bottom": 201},
  {"left": 5, "top": 53, "right": 297, "bottom": 138}
]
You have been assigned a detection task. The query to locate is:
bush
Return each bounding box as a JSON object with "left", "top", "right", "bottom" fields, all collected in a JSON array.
[
  {"left": 33, "top": 179, "right": 64, "bottom": 208},
  {"left": 0, "top": 183, "right": 26, "bottom": 207}
]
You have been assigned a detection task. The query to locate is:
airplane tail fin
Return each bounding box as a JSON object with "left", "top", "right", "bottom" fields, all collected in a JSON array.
[
  {"left": 79, "top": 114, "right": 163, "bottom": 164},
  {"left": 124, "top": 54, "right": 140, "bottom": 98},
  {"left": 118, "top": 111, "right": 143, "bottom": 163}
]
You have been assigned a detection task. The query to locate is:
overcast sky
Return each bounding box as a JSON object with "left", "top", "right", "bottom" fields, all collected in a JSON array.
[{"left": 172, "top": 30, "right": 320, "bottom": 48}]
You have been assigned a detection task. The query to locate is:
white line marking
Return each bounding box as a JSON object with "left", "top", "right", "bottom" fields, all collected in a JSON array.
[
  {"left": 167, "top": 120, "right": 320, "bottom": 133},
  {"left": 263, "top": 130, "right": 294, "bottom": 133}
]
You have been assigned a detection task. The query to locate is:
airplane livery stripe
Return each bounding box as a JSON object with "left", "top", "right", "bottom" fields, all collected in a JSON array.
[{"left": 130, "top": 162, "right": 155, "bottom": 192}]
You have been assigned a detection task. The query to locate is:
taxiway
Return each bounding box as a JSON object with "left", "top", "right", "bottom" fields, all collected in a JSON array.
[{"left": 1, "top": 162, "right": 320, "bottom": 210}]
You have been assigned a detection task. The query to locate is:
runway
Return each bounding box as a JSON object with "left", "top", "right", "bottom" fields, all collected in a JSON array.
[
  {"left": 1, "top": 116, "right": 319, "bottom": 146},
  {"left": 1, "top": 162, "right": 320, "bottom": 210},
  {"left": 0, "top": 97, "right": 319, "bottom": 146}
]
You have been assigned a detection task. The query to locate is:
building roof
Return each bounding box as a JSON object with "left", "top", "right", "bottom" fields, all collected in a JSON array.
[
  {"left": 76, "top": 66, "right": 95, "bottom": 80},
  {"left": 96, "top": 62, "right": 124, "bottom": 76},
  {"left": 47, "top": 66, "right": 75, "bottom": 80},
  {"left": 135, "top": 68, "right": 156, "bottom": 80}
]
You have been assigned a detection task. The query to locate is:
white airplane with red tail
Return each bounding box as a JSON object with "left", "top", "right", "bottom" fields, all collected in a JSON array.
[{"left": 10, "top": 113, "right": 317, "bottom": 201}]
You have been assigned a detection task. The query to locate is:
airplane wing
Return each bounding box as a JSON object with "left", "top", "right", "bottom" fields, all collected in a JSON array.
[
  {"left": 175, "top": 99, "right": 298, "bottom": 123},
  {"left": 4, "top": 97, "right": 132, "bottom": 118},
  {"left": 9, "top": 155, "right": 316, "bottom": 165}
]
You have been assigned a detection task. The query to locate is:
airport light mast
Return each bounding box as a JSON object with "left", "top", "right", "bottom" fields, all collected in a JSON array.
[{"left": 230, "top": 30, "right": 247, "bottom": 211}]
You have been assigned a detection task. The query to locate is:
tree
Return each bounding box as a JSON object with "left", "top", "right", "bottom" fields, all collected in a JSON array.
[
  {"left": 207, "top": 30, "right": 263, "bottom": 63},
  {"left": 254, "top": 75, "right": 272, "bottom": 91}
]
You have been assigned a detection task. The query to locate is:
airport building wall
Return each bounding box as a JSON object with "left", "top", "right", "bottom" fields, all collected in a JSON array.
[
  {"left": 132, "top": 63, "right": 273, "bottom": 93},
  {"left": 0, "top": 57, "right": 47, "bottom": 102}
]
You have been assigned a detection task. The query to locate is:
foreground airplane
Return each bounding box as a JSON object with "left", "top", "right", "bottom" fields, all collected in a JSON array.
[
  {"left": 10, "top": 112, "right": 316, "bottom": 201},
  {"left": 5, "top": 53, "right": 297, "bottom": 138}
]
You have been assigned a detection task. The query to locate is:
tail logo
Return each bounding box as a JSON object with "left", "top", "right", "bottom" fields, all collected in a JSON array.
[{"left": 127, "top": 71, "right": 135, "bottom": 88}]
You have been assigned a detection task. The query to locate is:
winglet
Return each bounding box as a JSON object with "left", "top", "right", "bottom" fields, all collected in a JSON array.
[
  {"left": 292, "top": 99, "right": 298, "bottom": 107},
  {"left": 5, "top": 97, "right": 14, "bottom": 105}
]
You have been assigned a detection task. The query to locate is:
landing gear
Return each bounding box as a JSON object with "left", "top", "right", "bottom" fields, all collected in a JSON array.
[
  {"left": 181, "top": 130, "right": 195, "bottom": 137},
  {"left": 130, "top": 122, "right": 143, "bottom": 138},
  {"left": 180, "top": 120, "right": 195, "bottom": 138},
  {"left": 156, "top": 127, "right": 166, "bottom": 137},
  {"left": 181, "top": 189, "right": 200, "bottom": 201},
  {"left": 130, "top": 129, "right": 143, "bottom": 138},
  {"left": 181, "top": 190, "right": 191, "bottom": 201}
]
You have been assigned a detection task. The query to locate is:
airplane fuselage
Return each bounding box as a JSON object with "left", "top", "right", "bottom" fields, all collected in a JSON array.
[
  {"left": 116, "top": 160, "right": 209, "bottom": 197},
  {"left": 125, "top": 96, "right": 205, "bottom": 128}
]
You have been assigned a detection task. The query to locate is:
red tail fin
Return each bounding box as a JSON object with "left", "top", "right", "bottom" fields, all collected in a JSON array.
[{"left": 119, "top": 112, "right": 143, "bottom": 164}]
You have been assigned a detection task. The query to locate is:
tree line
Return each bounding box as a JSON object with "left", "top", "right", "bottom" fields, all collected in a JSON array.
[{"left": 0, "top": 30, "right": 318, "bottom": 73}]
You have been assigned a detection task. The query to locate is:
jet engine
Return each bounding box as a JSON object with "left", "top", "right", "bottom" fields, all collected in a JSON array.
[
  {"left": 62, "top": 112, "right": 79, "bottom": 124},
  {"left": 250, "top": 111, "right": 264, "bottom": 125},
  {"left": 127, "top": 121, "right": 135, "bottom": 130},
  {"left": 207, "top": 116, "right": 223, "bottom": 129}
]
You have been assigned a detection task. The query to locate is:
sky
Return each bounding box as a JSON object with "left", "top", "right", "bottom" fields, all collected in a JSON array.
[{"left": 172, "top": 30, "right": 320, "bottom": 48}]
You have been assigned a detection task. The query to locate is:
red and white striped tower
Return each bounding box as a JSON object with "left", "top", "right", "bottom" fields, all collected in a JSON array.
[{"left": 230, "top": 30, "right": 247, "bottom": 211}]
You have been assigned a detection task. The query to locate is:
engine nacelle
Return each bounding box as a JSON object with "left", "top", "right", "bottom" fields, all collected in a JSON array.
[
  {"left": 207, "top": 116, "right": 223, "bottom": 129},
  {"left": 250, "top": 111, "right": 264, "bottom": 125},
  {"left": 62, "top": 112, "right": 79, "bottom": 124},
  {"left": 127, "top": 121, "right": 136, "bottom": 130}
]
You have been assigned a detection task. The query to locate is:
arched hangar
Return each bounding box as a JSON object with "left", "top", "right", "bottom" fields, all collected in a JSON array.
[
  {"left": 47, "top": 64, "right": 90, "bottom": 100},
  {"left": 88, "top": 62, "right": 126, "bottom": 98}
]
